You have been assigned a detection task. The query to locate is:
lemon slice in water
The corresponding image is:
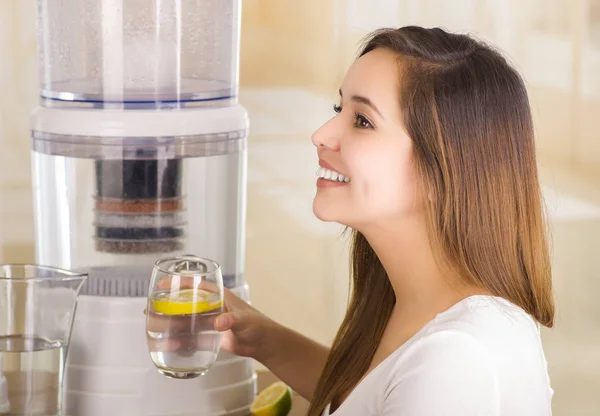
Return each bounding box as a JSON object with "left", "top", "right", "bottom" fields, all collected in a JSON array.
[
  {"left": 152, "top": 288, "right": 222, "bottom": 315},
  {"left": 250, "top": 381, "right": 293, "bottom": 416}
]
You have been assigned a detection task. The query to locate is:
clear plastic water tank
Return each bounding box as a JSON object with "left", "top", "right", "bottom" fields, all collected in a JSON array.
[{"left": 36, "top": 0, "right": 241, "bottom": 108}]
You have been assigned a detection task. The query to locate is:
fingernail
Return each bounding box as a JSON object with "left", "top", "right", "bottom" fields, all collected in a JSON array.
[{"left": 216, "top": 316, "right": 228, "bottom": 330}]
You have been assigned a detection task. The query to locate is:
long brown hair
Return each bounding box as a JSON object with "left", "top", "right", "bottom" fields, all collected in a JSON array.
[{"left": 308, "top": 26, "right": 554, "bottom": 415}]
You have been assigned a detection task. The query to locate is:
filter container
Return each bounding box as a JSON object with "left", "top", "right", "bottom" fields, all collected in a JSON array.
[
  {"left": 31, "top": 105, "right": 248, "bottom": 294},
  {"left": 35, "top": 0, "right": 241, "bottom": 108}
]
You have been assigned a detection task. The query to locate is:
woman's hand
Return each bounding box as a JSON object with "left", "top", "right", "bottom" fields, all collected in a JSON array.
[
  {"left": 214, "top": 288, "right": 273, "bottom": 360},
  {"left": 144, "top": 277, "right": 274, "bottom": 362}
]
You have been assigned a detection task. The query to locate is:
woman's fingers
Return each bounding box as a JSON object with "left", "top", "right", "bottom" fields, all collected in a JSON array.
[
  {"left": 222, "top": 287, "right": 251, "bottom": 311},
  {"left": 214, "top": 312, "right": 234, "bottom": 331}
]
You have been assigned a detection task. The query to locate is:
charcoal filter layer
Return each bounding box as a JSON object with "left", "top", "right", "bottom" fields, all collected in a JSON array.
[
  {"left": 95, "top": 159, "right": 182, "bottom": 199},
  {"left": 94, "top": 158, "right": 186, "bottom": 254}
]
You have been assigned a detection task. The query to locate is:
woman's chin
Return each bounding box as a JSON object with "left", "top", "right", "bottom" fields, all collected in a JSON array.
[
  {"left": 312, "top": 199, "right": 351, "bottom": 226},
  {"left": 312, "top": 199, "right": 336, "bottom": 223}
]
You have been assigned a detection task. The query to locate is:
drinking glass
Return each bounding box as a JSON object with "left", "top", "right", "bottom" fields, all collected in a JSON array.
[{"left": 145, "top": 255, "right": 224, "bottom": 379}]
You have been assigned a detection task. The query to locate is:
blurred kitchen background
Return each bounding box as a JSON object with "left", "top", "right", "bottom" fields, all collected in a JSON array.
[{"left": 1, "top": 0, "right": 599, "bottom": 414}]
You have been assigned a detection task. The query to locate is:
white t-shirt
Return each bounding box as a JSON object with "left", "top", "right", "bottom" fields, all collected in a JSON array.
[{"left": 323, "top": 295, "right": 553, "bottom": 416}]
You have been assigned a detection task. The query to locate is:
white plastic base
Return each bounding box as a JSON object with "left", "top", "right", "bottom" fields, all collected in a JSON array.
[{"left": 64, "top": 285, "right": 256, "bottom": 416}]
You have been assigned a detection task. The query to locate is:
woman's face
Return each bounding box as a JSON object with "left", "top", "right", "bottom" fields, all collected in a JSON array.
[{"left": 312, "top": 47, "right": 422, "bottom": 230}]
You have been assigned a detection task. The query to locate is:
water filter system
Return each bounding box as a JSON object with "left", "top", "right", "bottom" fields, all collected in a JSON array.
[{"left": 30, "top": 0, "right": 254, "bottom": 414}]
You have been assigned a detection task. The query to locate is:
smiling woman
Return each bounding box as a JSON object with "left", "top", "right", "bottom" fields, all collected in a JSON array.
[
  {"left": 205, "top": 25, "right": 554, "bottom": 416},
  {"left": 307, "top": 26, "right": 554, "bottom": 416}
]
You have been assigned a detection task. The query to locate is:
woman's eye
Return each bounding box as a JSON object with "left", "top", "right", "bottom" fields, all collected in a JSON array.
[
  {"left": 332, "top": 104, "right": 373, "bottom": 129},
  {"left": 354, "top": 113, "right": 373, "bottom": 129}
]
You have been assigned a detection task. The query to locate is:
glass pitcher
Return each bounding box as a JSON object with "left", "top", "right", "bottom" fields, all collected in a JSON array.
[{"left": 0, "top": 264, "right": 87, "bottom": 416}]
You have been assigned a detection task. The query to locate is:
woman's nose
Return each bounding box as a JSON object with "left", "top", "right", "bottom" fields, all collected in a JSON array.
[{"left": 311, "top": 118, "right": 341, "bottom": 150}]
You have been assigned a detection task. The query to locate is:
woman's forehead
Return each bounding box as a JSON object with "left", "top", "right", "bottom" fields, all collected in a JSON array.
[{"left": 341, "top": 48, "right": 404, "bottom": 118}]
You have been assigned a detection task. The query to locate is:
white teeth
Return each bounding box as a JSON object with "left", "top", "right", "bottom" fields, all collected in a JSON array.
[{"left": 315, "top": 167, "right": 350, "bottom": 183}]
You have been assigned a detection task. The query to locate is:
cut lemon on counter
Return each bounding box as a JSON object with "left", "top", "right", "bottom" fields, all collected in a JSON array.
[
  {"left": 250, "top": 381, "right": 292, "bottom": 416},
  {"left": 152, "top": 288, "right": 222, "bottom": 315}
]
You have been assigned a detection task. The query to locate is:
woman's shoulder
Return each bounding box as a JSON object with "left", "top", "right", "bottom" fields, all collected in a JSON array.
[
  {"left": 326, "top": 296, "right": 552, "bottom": 415},
  {"left": 429, "top": 294, "right": 540, "bottom": 336},
  {"left": 378, "top": 296, "right": 553, "bottom": 415},
  {"left": 434, "top": 294, "right": 540, "bottom": 346},
  {"left": 399, "top": 295, "right": 543, "bottom": 364}
]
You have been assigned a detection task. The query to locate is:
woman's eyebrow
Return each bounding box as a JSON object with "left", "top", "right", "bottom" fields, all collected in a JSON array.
[{"left": 339, "top": 88, "right": 384, "bottom": 119}]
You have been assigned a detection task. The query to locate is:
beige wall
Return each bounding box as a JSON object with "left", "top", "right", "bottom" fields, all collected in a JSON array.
[
  {"left": 0, "top": 0, "right": 37, "bottom": 262},
  {"left": 240, "top": 0, "right": 345, "bottom": 92}
]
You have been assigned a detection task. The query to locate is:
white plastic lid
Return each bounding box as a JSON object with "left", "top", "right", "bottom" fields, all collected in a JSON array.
[{"left": 31, "top": 104, "right": 248, "bottom": 137}]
